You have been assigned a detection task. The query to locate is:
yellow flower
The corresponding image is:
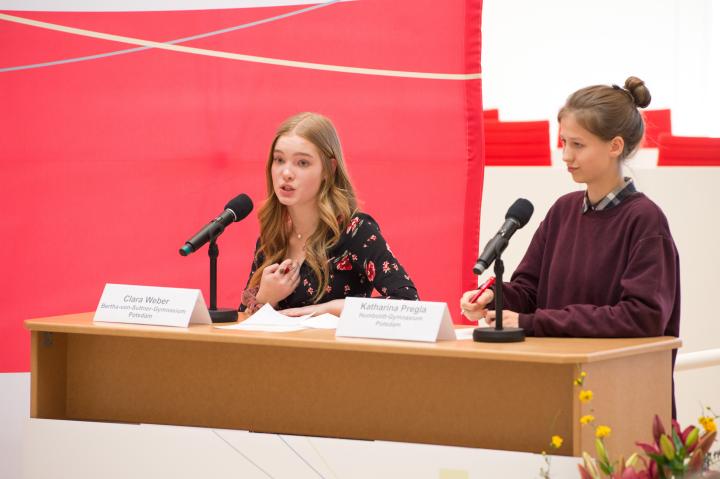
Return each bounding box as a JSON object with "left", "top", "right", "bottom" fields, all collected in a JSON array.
[
  {"left": 551, "top": 435, "right": 564, "bottom": 449},
  {"left": 595, "top": 425, "right": 612, "bottom": 439},
  {"left": 580, "top": 414, "right": 595, "bottom": 425},
  {"left": 699, "top": 416, "right": 717, "bottom": 433},
  {"left": 581, "top": 372, "right": 587, "bottom": 378},
  {"left": 579, "top": 390, "right": 593, "bottom": 403}
]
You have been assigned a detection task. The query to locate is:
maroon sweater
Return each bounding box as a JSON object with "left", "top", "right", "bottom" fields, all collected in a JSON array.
[{"left": 499, "top": 191, "right": 680, "bottom": 339}]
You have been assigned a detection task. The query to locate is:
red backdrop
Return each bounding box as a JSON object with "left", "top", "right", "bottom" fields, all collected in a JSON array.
[{"left": 0, "top": 1, "right": 484, "bottom": 372}]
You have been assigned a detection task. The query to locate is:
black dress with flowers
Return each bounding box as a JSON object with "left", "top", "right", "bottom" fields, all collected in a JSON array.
[{"left": 239, "top": 213, "right": 419, "bottom": 312}]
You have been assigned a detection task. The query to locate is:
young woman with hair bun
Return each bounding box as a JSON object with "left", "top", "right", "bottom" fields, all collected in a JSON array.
[
  {"left": 239, "top": 112, "right": 418, "bottom": 317},
  {"left": 461, "top": 77, "right": 680, "bottom": 413}
]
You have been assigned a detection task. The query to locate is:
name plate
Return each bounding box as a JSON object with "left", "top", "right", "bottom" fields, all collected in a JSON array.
[
  {"left": 94, "top": 283, "right": 211, "bottom": 327},
  {"left": 336, "top": 297, "right": 456, "bottom": 342}
]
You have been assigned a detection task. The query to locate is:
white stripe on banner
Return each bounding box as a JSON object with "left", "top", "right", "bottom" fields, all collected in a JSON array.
[
  {"left": 0, "top": 13, "right": 482, "bottom": 80},
  {"left": 0, "top": 0, "right": 347, "bottom": 12}
]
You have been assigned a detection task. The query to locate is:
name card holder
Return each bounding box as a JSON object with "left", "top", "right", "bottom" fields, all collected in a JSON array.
[
  {"left": 94, "top": 283, "right": 211, "bottom": 327},
  {"left": 336, "top": 297, "right": 456, "bottom": 342}
]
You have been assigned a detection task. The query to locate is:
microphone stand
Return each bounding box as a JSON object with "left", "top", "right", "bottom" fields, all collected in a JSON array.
[
  {"left": 208, "top": 236, "right": 238, "bottom": 323},
  {"left": 473, "top": 238, "right": 525, "bottom": 343}
]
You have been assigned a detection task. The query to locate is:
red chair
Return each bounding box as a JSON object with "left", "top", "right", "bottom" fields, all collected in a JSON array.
[
  {"left": 642, "top": 109, "right": 672, "bottom": 148},
  {"left": 657, "top": 134, "right": 720, "bottom": 166},
  {"left": 483, "top": 109, "right": 499, "bottom": 121},
  {"left": 484, "top": 120, "right": 551, "bottom": 166}
]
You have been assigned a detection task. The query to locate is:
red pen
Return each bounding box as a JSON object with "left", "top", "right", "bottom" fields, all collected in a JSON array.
[{"left": 470, "top": 276, "right": 496, "bottom": 303}]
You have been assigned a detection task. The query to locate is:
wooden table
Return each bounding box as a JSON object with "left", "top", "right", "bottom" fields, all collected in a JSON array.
[{"left": 26, "top": 313, "right": 680, "bottom": 457}]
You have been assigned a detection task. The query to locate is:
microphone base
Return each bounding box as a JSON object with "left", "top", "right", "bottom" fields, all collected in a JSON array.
[
  {"left": 473, "top": 326, "right": 525, "bottom": 343},
  {"left": 209, "top": 308, "right": 239, "bottom": 323}
]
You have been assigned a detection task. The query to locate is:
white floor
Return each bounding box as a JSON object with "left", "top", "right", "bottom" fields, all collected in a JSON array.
[
  {"left": 0, "top": 373, "right": 29, "bottom": 479},
  {"left": 21, "top": 419, "right": 583, "bottom": 479}
]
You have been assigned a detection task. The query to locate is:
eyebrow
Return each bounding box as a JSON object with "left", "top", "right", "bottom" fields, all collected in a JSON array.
[{"left": 273, "top": 149, "right": 313, "bottom": 158}]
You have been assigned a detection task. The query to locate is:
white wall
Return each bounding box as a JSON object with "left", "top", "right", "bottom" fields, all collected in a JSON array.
[{"left": 482, "top": 0, "right": 720, "bottom": 139}]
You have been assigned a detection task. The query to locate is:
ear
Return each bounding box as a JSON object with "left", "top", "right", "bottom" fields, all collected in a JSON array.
[{"left": 609, "top": 136, "right": 624, "bottom": 159}]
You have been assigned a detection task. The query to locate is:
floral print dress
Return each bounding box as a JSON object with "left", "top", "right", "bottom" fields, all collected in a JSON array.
[{"left": 239, "top": 213, "right": 419, "bottom": 312}]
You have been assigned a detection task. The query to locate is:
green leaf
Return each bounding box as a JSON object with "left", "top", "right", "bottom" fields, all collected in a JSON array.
[
  {"left": 598, "top": 460, "right": 614, "bottom": 476},
  {"left": 660, "top": 434, "right": 675, "bottom": 460},
  {"left": 685, "top": 427, "right": 699, "bottom": 448}
]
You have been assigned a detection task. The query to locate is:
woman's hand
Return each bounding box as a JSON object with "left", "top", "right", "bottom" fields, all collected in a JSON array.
[
  {"left": 280, "top": 299, "right": 345, "bottom": 317},
  {"left": 484, "top": 309, "right": 520, "bottom": 328},
  {"left": 459, "top": 289, "right": 494, "bottom": 321},
  {"left": 256, "top": 259, "right": 301, "bottom": 307}
]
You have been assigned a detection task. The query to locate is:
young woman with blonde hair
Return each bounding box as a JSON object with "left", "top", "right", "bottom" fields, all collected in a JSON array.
[{"left": 240, "top": 112, "right": 418, "bottom": 316}]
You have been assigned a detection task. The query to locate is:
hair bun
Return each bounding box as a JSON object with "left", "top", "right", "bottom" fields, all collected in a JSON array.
[{"left": 624, "top": 76, "right": 651, "bottom": 108}]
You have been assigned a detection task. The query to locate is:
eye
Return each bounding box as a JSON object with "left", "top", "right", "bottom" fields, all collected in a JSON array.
[
  {"left": 298, "top": 159, "right": 310, "bottom": 167},
  {"left": 574, "top": 142, "right": 584, "bottom": 148},
  {"left": 273, "top": 156, "right": 284, "bottom": 164}
]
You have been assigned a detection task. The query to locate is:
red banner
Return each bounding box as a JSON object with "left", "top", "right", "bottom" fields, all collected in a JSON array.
[{"left": 0, "top": 1, "right": 483, "bottom": 371}]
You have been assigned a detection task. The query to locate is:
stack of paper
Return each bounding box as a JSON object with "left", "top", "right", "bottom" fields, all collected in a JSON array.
[{"left": 214, "top": 304, "right": 339, "bottom": 332}]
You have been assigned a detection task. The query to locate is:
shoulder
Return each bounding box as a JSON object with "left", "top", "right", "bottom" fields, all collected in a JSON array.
[
  {"left": 344, "top": 212, "right": 381, "bottom": 236},
  {"left": 617, "top": 193, "right": 673, "bottom": 237}
]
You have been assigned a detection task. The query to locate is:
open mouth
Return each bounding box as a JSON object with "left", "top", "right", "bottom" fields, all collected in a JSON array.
[{"left": 280, "top": 185, "right": 295, "bottom": 191}]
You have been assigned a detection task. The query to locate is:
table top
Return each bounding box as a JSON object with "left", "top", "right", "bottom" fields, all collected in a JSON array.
[{"left": 25, "top": 312, "right": 681, "bottom": 364}]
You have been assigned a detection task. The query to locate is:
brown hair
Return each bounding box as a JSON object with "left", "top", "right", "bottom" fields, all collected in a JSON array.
[
  {"left": 558, "top": 76, "right": 652, "bottom": 160},
  {"left": 249, "top": 112, "right": 358, "bottom": 302}
]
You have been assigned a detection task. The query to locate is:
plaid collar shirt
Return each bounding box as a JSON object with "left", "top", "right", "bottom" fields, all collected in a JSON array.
[{"left": 582, "top": 177, "right": 637, "bottom": 213}]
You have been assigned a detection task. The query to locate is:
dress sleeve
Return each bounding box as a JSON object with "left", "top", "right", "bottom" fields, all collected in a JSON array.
[
  {"left": 352, "top": 216, "right": 419, "bottom": 300},
  {"left": 519, "top": 235, "right": 679, "bottom": 337},
  {"left": 238, "top": 238, "right": 264, "bottom": 313}
]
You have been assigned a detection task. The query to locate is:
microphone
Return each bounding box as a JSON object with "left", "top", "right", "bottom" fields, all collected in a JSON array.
[
  {"left": 179, "top": 194, "right": 253, "bottom": 256},
  {"left": 473, "top": 198, "right": 534, "bottom": 275}
]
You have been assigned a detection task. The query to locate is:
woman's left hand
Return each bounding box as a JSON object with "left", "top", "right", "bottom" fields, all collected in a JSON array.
[
  {"left": 484, "top": 310, "right": 520, "bottom": 328},
  {"left": 280, "top": 299, "right": 345, "bottom": 317}
]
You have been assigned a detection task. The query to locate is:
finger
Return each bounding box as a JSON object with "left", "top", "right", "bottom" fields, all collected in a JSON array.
[
  {"left": 461, "top": 290, "right": 477, "bottom": 303},
  {"left": 290, "top": 264, "right": 300, "bottom": 281},
  {"left": 264, "top": 263, "right": 280, "bottom": 274},
  {"left": 289, "top": 267, "right": 301, "bottom": 284},
  {"left": 484, "top": 310, "right": 496, "bottom": 325},
  {"left": 278, "top": 259, "right": 294, "bottom": 274},
  {"left": 281, "top": 307, "right": 312, "bottom": 317}
]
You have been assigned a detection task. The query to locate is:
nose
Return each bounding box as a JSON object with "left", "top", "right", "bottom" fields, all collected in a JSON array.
[
  {"left": 281, "top": 165, "right": 294, "bottom": 180},
  {"left": 562, "top": 147, "right": 573, "bottom": 164}
]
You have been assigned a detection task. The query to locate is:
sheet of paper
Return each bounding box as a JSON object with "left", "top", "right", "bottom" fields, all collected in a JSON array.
[
  {"left": 216, "top": 323, "right": 307, "bottom": 333},
  {"left": 301, "top": 313, "right": 339, "bottom": 329},
  {"left": 214, "top": 304, "right": 328, "bottom": 332},
  {"left": 454, "top": 328, "right": 476, "bottom": 340}
]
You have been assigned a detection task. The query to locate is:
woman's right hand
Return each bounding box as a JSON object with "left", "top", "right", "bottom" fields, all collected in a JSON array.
[
  {"left": 459, "top": 288, "right": 494, "bottom": 322},
  {"left": 256, "top": 259, "right": 301, "bottom": 307}
]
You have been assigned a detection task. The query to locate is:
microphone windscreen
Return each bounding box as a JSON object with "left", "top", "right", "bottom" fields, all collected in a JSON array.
[
  {"left": 225, "top": 194, "right": 254, "bottom": 222},
  {"left": 505, "top": 198, "right": 534, "bottom": 227}
]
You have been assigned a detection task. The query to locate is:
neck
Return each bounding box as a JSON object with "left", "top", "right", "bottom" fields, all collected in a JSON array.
[
  {"left": 586, "top": 172, "right": 625, "bottom": 205},
  {"left": 288, "top": 203, "right": 320, "bottom": 239}
]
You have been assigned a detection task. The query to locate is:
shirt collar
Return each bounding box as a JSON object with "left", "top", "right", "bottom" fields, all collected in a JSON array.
[{"left": 582, "top": 177, "right": 637, "bottom": 213}]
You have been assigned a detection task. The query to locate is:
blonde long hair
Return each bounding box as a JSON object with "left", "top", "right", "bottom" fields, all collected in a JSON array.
[{"left": 249, "top": 112, "right": 358, "bottom": 302}]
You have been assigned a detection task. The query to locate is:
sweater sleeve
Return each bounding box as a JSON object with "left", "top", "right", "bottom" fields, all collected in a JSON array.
[
  {"left": 519, "top": 235, "right": 679, "bottom": 337},
  {"left": 352, "top": 217, "right": 419, "bottom": 301}
]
